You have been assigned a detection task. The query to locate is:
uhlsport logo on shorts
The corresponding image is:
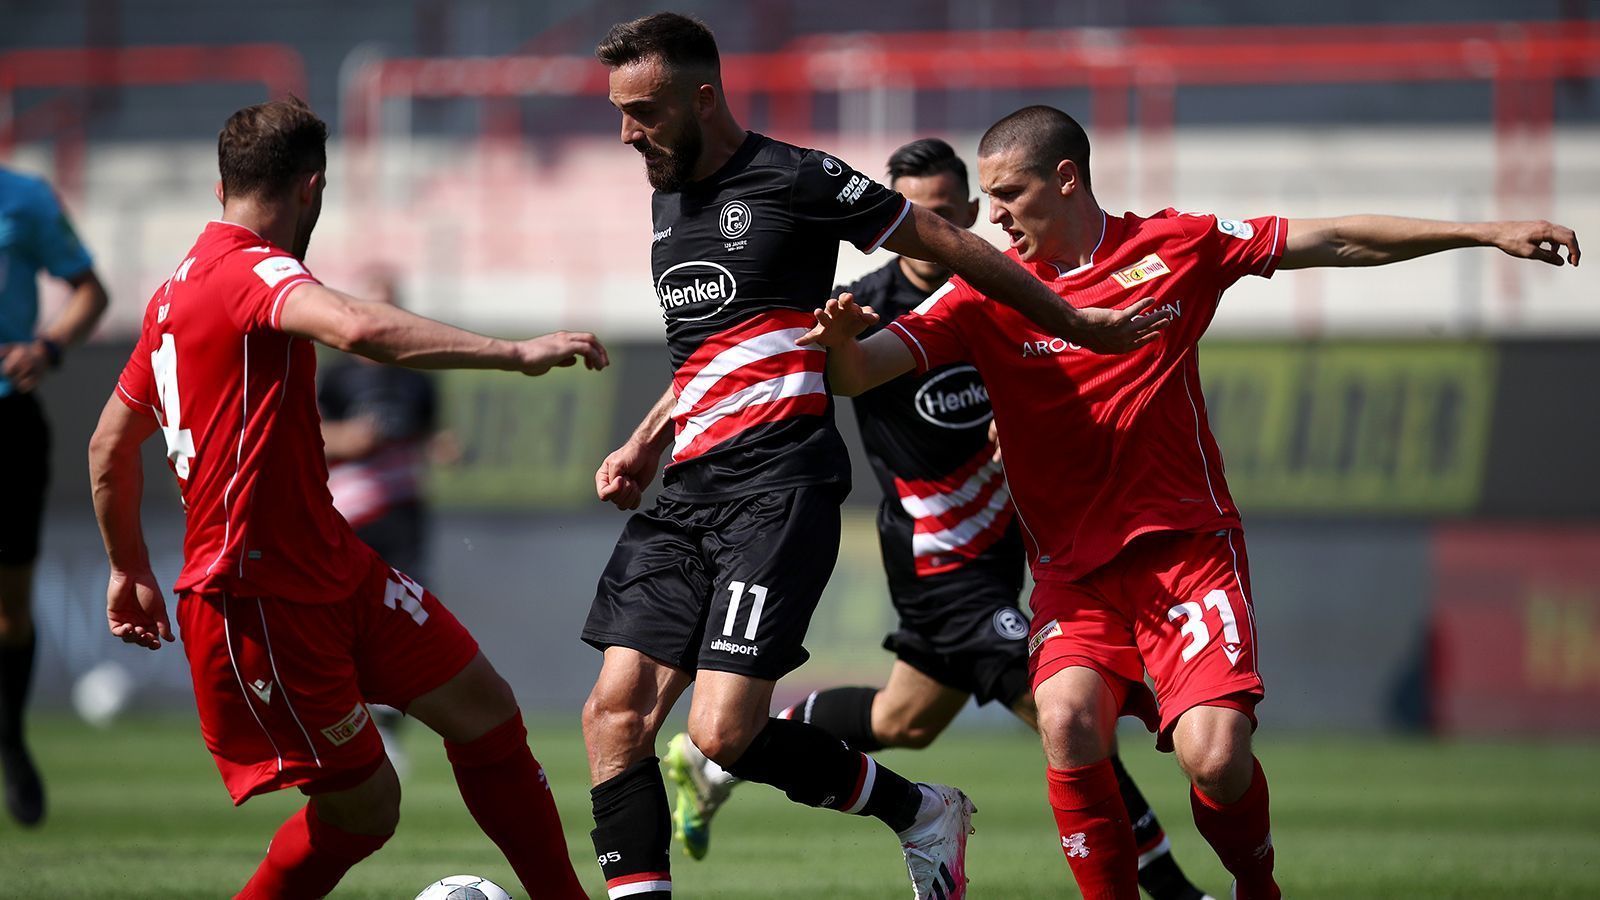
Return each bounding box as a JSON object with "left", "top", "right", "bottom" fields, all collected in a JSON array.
[
  {"left": 710, "top": 638, "right": 759, "bottom": 656},
  {"left": 993, "top": 608, "right": 1029, "bottom": 641}
]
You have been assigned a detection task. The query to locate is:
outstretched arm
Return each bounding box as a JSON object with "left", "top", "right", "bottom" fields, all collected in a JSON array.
[
  {"left": 882, "top": 205, "right": 1167, "bottom": 353},
  {"left": 595, "top": 385, "right": 676, "bottom": 510},
  {"left": 88, "top": 396, "right": 172, "bottom": 651},
  {"left": 1281, "top": 216, "right": 1580, "bottom": 270},
  {"left": 279, "top": 282, "right": 608, "bottom": 374},
  {"left": 796, "top": 294, "right": 915, "bottom": 396}
]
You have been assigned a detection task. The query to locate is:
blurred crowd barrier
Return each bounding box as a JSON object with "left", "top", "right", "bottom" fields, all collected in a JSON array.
[
  {"left": 11, "top": 126, "right": 1598, "bottom": 342},
  {"left": 27, "top": 338, "right": 1600, "bottom": 736}
]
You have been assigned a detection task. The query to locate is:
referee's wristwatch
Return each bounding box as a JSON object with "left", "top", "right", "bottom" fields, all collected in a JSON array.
[{"left": 37, "top": 338, "right": 62, "bottom": 369}]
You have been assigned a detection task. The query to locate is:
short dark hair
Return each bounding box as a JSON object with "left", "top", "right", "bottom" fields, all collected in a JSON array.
[
  {"left": 217, "top": 96, "right": 327, "bottom": 199},
  {"left": 595, "top": 12, "right": 721, "bottom": 83},
  {"left": 978, "top": 105, "right": 1092, "bottom": 190},
  {"left": 887, "top": 138, "right": 969, "bottom": 195}
]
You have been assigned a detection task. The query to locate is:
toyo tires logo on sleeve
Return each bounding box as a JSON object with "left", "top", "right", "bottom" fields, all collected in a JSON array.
[{"left": 656, "top": 260, "right": 739, "bottom": 321}]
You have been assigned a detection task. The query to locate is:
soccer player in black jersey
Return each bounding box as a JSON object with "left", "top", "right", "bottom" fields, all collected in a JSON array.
[
  {"left": 580, "top": 15, "right": 1165, "bottom": 900},
  {"left": 661, "top": 139, "right": 1215, "bottom": 900}
]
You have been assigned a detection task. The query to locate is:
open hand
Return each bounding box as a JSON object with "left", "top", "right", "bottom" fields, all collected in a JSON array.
[
  {"left": 796, "top": 294, "right": 880, "bottom": 349},
  {"left": 1069, "top": 298, "right": 1172, "bottom": 354},
  {"left": 1491, "top": 220, "right": 1580, "bottom": 267},
  {"left": 107, "top": 568, "right": 173, "bottom": 651},
  {"left": 516, "top": 331, "right": 609, "bottom": 376}
]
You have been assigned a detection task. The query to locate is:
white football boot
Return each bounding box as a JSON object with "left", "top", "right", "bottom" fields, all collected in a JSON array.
[{"left": 897, "top": 783, "right": 976, "bottom": 899}]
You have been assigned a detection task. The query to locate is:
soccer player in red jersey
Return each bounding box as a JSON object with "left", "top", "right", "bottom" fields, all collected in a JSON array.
[
  {"left": 801, "top": 105, "right": 1580, "bottom": 899},
  {"left": 86, "top": 98, "right": 605, "bottom": 900}
]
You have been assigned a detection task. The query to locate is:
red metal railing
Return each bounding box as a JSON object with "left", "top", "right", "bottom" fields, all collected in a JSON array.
[{"left": 0, "top": 44, "right": 308, "bottom": 193}]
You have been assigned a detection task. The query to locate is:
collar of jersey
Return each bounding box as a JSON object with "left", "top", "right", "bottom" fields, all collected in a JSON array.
[
  {"left": 208, "top": 218, "right": 266, "bottom": 240},
  {"left": 679, "top": 131, "right": 762, "bottom": 194}
]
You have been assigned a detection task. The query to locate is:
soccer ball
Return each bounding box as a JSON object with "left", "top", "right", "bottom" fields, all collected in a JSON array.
[
  {"left": 72, "top": 660, "right": 136, "bottom": 728},
  {"left": 413, "top": 874, "right": 514, "bottom": 900}
]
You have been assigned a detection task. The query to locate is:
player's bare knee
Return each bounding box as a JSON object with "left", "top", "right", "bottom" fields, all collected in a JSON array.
[
  {"left": 1174, "top": 710, "right": 1254, "bottom": 802},
  {"left": 313, "top": 762, "right": 401, "bottom": 836},
  {"left": 469, "top": 667, "right": 518, "bottom": 723},
  {"left": 1038, "top": 700, "right": 1109, "bottom": 764},
  {"left": 581, "top": 690, "right": 650, "bottom": 757},
  {"left": 686, "top": 708, "right": 762, "bottom": 766},
  {"left": 0, "top": 576, "right": 33, "bottom": 642},
  {"left": 879, "top": 717, "right": 942, "bottom": 750}
]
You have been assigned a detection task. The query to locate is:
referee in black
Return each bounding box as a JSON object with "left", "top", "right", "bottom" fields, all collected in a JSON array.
[{"left": 0, "top": 165, "right": 109, "bottom": 826}]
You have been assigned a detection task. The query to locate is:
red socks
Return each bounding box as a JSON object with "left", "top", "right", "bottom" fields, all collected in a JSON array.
[
  {"left": 1190, "top": 757, "right": 1280, "bottom": 900},
  {"left": 446, "top": 712, "right": 586, "bottom": 900},
  {"left": 1046, "top": 761, "right": 1139, "bottom": 900},
  {"left": 236, "top": 804, "right": 390, "bottom": 899}
]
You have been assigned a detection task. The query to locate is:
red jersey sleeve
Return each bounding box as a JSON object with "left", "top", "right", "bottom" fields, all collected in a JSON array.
[
  {"left": 229, "top": 251, "right": 319, "bottom": 332},
  {"left": 115, "top": 290, "right": 163, "bottom": 418},
  {"left": 1193, "top": 213, "right": 1287, "bottom": 289},
  {"left": 884, "top": 278, "right": 977, "bottom": 374}
]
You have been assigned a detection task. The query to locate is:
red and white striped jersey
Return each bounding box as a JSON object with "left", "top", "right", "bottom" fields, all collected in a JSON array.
[
  {"left": 649, "top": 132, "right": 909, "bottom": 501},
  {"left": 887, "top": 208, "right": 1286, "bottom": 583},
  {"left": 893, "top": 442, "right": 1015, "bottom": 577},
  {"left": 116, "top": 220, "right": 376, "bottom": 602}
]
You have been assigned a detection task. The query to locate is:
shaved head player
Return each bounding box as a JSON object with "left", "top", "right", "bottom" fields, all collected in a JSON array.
[{"left": 805, "top": 104, "right": 1578, "bottom": 899}]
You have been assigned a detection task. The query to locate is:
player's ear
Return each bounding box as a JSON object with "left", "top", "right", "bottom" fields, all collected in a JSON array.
[
  {"left": 694, "top": 82, "right": 718, "bottom": 120},
  {"left": 214, "top": 180, "right": 225, "bottom": 205},
  {"left": 1056, "top": 159, "right": 1080, "bottom": 198}
]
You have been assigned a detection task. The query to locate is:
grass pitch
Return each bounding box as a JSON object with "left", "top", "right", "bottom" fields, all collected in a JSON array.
[{"left": 1, "top": 714, "right": 1597, "bottom": 898}]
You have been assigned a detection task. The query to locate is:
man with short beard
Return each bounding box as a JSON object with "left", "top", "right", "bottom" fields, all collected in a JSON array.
[
  {"left": 89, "top": 97, "right": 600, "bottom": 899},
  {"left": 582, "top": 13, "right": 1164, "bottom": 900}
]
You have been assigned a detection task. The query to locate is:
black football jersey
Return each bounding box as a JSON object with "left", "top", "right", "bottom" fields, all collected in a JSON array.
[
  {"left": 651, "top": 132, "right": 909, "bottom": 500},
  {"left": 837, "top": 260, "right": 1021, "bottom": 585}
]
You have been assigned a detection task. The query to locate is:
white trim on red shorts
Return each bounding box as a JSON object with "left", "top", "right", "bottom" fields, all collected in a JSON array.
[
  {"left": 256, "top": 599, "right": 322, "bottom": 768},
  {"left": 222, "top": 596, "right": 284, "bottom": 773}
]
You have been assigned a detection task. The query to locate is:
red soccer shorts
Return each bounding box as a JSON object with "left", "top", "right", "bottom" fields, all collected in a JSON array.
[
  {"left": 176, "top": 559, "right": 480, "bottom": 804},
  {"left": 1027, "top": 528, "right": 1264, "bottom": 751}
]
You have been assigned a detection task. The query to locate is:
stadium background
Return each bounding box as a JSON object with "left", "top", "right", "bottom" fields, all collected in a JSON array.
[{"left": 4, "top": 1, "right": 1598, "bottom": 897}]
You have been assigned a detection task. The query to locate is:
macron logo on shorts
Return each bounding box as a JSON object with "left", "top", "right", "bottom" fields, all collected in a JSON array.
[{"left": 1028, "top": 619, "right": 1063, "bottom": 657}]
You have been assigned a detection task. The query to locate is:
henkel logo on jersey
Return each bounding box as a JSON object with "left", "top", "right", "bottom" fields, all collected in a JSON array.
[
  {"left": 656, "top": 260, "right": 739, "bottom": 321},
  {"left": 913, "top": 365, "right": 992, "bottom": 429}
]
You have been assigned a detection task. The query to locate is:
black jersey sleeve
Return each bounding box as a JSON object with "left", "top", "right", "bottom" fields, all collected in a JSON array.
[
  {"left": 317, "top": 362, "right": 352, "bottom": 421},
  {"left": 788, "top": 150, "right": 910, "bottom": 253}
]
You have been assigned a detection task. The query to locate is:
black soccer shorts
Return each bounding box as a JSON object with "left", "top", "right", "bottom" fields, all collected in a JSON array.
[
  {"left": 0, "top": 393, "right": 49, "bottom": 566},
  {"left": 882, "top": 556, "right": 1032, "bottom": 708},
  {"left": 583, "top": 484, "right": 843, "bottom": 680}
]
